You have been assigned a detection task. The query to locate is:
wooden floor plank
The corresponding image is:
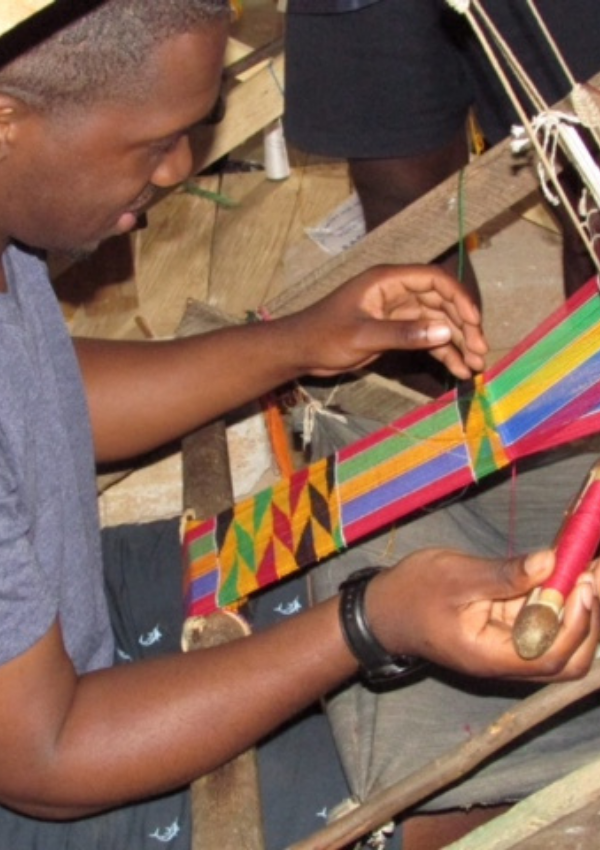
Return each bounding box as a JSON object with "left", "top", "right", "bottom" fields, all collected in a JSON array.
[{"left": 135, "top": 179, "right": 221, "bottom": 337}]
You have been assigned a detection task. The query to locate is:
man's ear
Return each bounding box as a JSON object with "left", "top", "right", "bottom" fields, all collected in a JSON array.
[{"left": 0, "top": 93, "right": 26, "bottom": 161}]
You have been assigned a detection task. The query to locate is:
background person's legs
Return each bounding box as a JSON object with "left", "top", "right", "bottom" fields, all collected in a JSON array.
[
  {"left": 103, "top": 520, "right": 361, "bottom": 850},
  {"left": 349, "top": 125, "right": 480, "bottom": 299},
  {"left": 285, "top": 0, "right": 480, "bottom": 397},
  {"left": 349, "top": 130, "right": 481, "bottom": 398}
]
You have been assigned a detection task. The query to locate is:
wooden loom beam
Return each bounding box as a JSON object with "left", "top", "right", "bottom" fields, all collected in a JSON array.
[
  {"left": 179, "top": 68, "right": 600, "bottom": 333},
  {"left": 201, "top": 39, "right": 285, "bottom": 172},
  {"left": 178, "top": 302, "right": 265, "bottom": 850}
]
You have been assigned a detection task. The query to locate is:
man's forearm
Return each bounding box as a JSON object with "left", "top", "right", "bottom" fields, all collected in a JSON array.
[
  {"left": 0, "top": 597, "right": 356, "bottom": 820},
  {"left": 74, "top": 321, "right": 302, "bottom": 463}
]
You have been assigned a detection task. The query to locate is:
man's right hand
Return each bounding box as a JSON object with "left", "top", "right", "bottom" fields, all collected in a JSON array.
[{"left": 365, "top": 548, "right": 600, "bottom": 682}]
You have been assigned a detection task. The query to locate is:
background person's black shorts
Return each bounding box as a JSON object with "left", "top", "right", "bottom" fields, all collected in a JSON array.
[{"left": 284, "top": 0, "right": 600, "bottom": 158}]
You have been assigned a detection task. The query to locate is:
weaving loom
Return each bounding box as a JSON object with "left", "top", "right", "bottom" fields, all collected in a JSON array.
[
  {"left": 448, "top": 0, "right": 600, "bottom": 271},
  {"left": 182, "top": 5, "right": 600, "bottom": 849},
  {"left": 183, "top": 0, "right": 600, "bottom": 625},
  {"left": 183, "top": 273, "right": 600, "bottom": 618}
]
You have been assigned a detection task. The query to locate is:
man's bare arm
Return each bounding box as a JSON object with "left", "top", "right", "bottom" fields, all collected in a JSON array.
[
  {"left": 0, "top": 548, "right": 597, "bottom": 821},
  {"left": 75, "top": 264, "right": 487, "bottom": 463}
]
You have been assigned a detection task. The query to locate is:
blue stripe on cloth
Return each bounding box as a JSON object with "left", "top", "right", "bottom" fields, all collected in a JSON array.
[
  {"left": 186, "top": 570, "right": 220, "bottom": 610},
  {"left": 340, "top": 444, "right": 472, "bottom": 527},
  {"left": 497, "top": 351, "right": 600, "bottom": 448}
]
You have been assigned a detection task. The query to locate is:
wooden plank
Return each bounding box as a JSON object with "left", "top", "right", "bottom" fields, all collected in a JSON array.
[
  {"left": 225, "top": 36, "right": 284, "bottom": 82},
  {"left": 208, "top": 170, "right": 296, "bottom": 313},
  {"left": 287, "top": 661, "right": 600, "bottom": 850},
  {"left": 302, "top": 370, "right": 426, "bottom": 426},
  {"left": 279, "top": 159, "right": 354, "bottom": 290},
  {"left": 507, "top": 798, "right": 600, "bottom": 849},
  {"left": 182, "top": 421, "right": 231, "bottom": 516},
  {"left": 134, "top": 177, "right": 221, "bottom": 338},
  {"left": 207, "top": 159, "right": 351, "bottom": 314},
  {"left": 266, "top": 141, "right": 543, "bottom": 317},
  {"left": 446, "top": 759, "right": 600, "bottom": 850},
  {"left": 179, "top": 302, "right": 265, "bottom": 850},
  {"left": 201, "top": 52, "right": 285, "bottom": 172},
  {"left": 182, "top": 610, "right": 265, "bottom": 850}
]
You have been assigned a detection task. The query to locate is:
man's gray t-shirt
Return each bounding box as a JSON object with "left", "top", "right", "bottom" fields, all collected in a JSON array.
[
  {"left": 0, "top": 245, "right": 351, "bottom": 850},
  {"left": 0, "top": 243, "right": 113, "bottom": 673}
]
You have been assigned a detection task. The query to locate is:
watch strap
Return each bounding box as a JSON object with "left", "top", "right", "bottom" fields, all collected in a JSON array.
[{"left": 339, "top": 567, "right": 426, "bottom": 689}]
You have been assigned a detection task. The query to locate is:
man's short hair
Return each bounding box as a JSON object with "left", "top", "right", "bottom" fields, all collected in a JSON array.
[{"left": 0, "top": 0, "right": 231, "bottom": 112}]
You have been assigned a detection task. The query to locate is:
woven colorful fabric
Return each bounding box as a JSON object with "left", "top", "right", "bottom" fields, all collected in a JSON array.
[{"left": 183, "top": 276, "right": 600, "bottom": 618}]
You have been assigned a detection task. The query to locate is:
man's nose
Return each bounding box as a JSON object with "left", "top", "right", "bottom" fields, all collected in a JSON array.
[{"left": 151, "top": 135, "right": 194, "bottom": 188}]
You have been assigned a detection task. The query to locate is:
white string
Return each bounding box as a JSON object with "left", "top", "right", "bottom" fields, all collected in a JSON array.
[
  {"left": 521, "top": 1, "right": 600, "bottom": 149},
  {"left": 298, "top": 387, "right": 348, "bottom": 450},
  {"left": 522, "top": 0, "right": 600, "bottom": 151},
  {"left": 524, "top": 0, "right": 576, "bottom": 90},
  {"left": 533, "top": 111, "right": 600, "bottom": 206},
  {"left": 445, "top": 0, "right": 600, "bottom": 274}
]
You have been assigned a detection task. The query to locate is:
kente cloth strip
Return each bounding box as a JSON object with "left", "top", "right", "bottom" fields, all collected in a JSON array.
[{"left": 183, "top": 276, "right": 600, "bottom": 618}]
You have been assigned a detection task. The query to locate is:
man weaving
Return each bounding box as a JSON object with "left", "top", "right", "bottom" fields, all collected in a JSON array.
[{"left": 0, "top": 2, "right": 599, "bottom": 849}]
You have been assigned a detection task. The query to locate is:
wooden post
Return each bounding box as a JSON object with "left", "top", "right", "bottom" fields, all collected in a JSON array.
[
  {"left": 178, "top": 290, "right": 265, "bottom": 850},
  {"left": 181, "top": 420, "right": 265, "bottom": 850}
]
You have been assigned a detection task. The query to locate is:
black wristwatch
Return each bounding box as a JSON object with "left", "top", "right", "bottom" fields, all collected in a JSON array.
[{"left": 338, "top": 567, "right": 426, "bottom": 690}]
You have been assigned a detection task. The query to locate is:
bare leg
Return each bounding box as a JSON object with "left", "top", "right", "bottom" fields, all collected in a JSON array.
[
  {"left": 551, "top": 161, "right": 598, "bottom": 299},
  {"left": 349, "top": 126, "right": 480, "bottom": 396}
]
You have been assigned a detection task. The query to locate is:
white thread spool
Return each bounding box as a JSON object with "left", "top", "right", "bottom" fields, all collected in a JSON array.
[{"left": 264, "top": 118, "right": 291, "bottom": 181}]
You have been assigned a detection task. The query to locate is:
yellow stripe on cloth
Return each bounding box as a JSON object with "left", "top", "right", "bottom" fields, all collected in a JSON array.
[{"left": 493, "top": 324, "right": 600, "bottom": 428}]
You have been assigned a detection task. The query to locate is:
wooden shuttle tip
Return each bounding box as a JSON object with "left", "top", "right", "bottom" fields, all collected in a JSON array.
[{"left": 512, "top": 602, "right": 561, "bottom": 660}]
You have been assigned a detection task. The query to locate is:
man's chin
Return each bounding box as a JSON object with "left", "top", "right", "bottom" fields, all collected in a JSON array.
[
  {"left": 41, "top": 219, "right": 144, "bottom": 264},
  {"left": 63, "top": 231, "right": 127, "bottom": 262},
  {"left": 64, "top": 245, "right": 100, "bottom": 263}
]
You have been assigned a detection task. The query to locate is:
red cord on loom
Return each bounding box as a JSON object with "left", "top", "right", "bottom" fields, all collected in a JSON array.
[{"left": 512, "top": 460, "right": 600, "bottom": 660}]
